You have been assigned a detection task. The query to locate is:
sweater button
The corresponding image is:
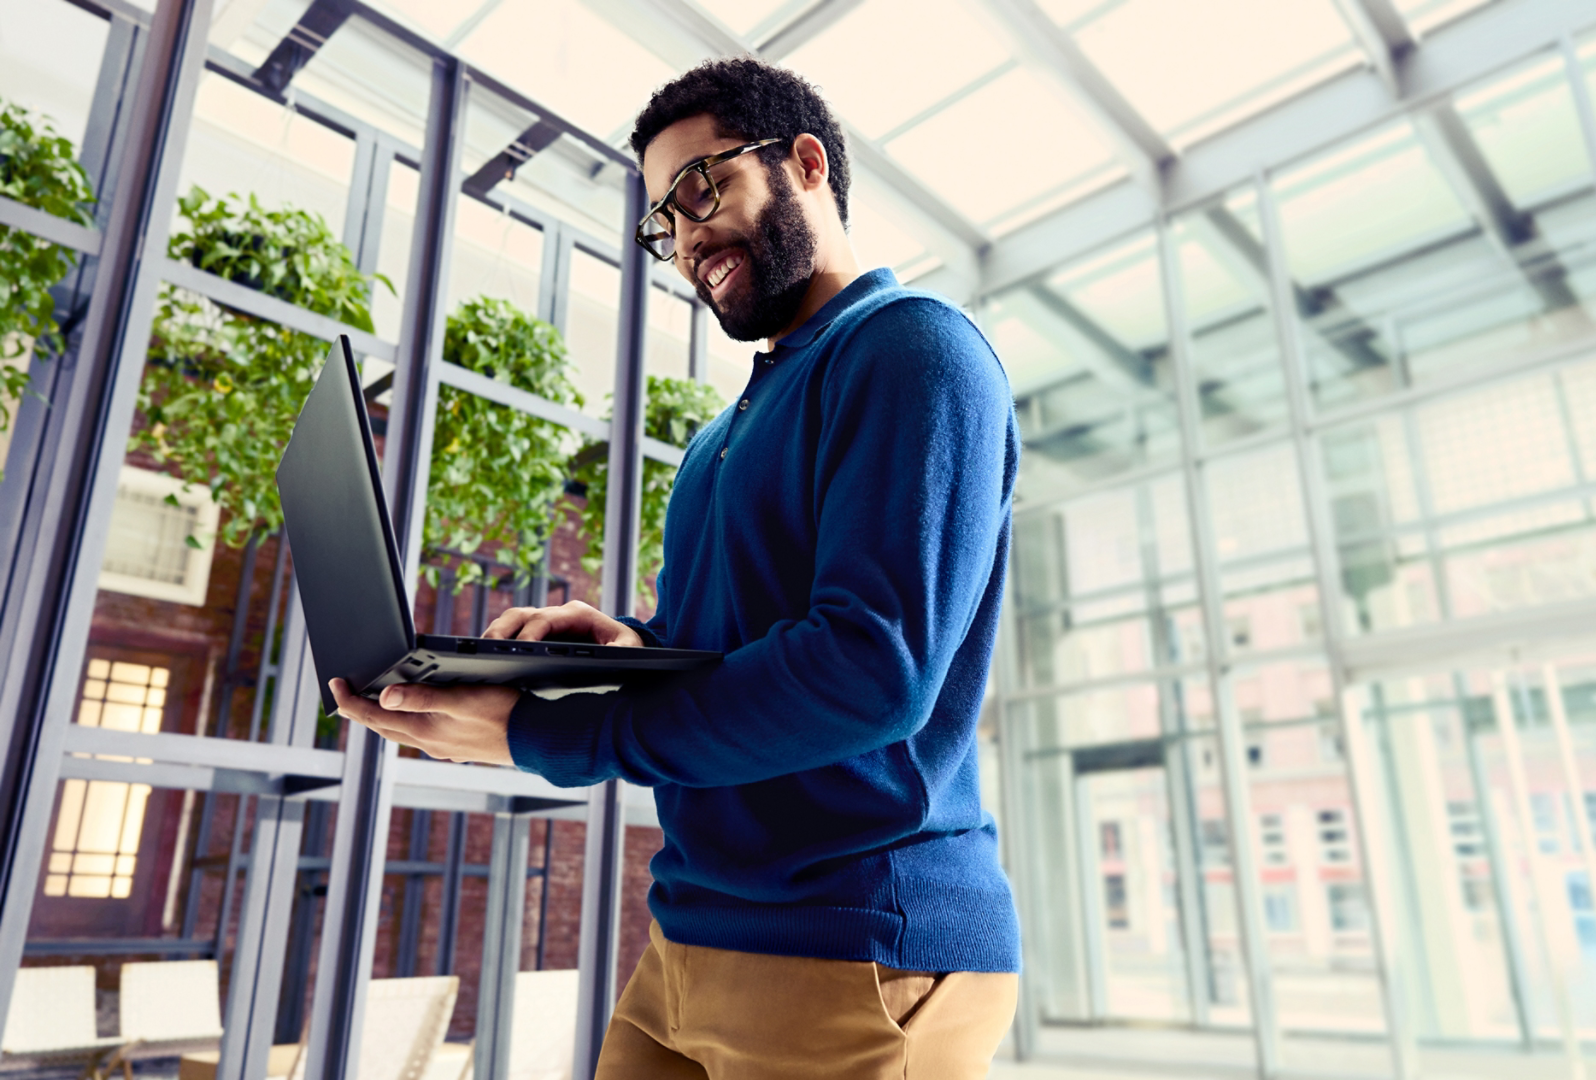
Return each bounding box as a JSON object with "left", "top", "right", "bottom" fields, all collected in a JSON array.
[
  {"left": 738, "top": 399, "right": 749, "bottom": 411},
  {"left": 720, "top": 447, "right": 728, "bottom": 460}
]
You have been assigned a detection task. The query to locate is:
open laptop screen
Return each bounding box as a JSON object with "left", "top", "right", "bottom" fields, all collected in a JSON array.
[{"left": 276, "top": 337, "right": 414, "bottom": 713}]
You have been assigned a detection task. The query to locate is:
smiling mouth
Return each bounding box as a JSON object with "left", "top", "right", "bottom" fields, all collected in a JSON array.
[{"left": 703, "top": 251, "right": 745, "bottom": 297}]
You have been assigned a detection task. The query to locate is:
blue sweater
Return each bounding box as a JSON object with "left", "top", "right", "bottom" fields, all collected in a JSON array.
[{"left": 506, "top": 268, "right": 1021, "bottom": 973}]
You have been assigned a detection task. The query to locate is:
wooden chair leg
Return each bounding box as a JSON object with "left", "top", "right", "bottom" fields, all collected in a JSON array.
[{"left": 121, "top": 1058, "right": 132, "bottom": 1080}]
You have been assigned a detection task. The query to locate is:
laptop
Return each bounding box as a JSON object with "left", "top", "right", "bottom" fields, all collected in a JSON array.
[{"left": 277, "top": 336, "right": 721, "bottom": 714}]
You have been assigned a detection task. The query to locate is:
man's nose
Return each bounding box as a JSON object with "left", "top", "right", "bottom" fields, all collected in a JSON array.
[{"left": 675, "top": 218, "right": 709, "bottom": 273}]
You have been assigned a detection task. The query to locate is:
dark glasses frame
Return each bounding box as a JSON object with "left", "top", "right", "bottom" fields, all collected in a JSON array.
[{"left": 635, "top": 138, "right": 783, "bottom": 262}]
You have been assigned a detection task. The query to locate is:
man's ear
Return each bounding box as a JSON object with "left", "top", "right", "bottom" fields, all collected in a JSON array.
[{"left": 791, "top": 133, "right": 828, "bottom": 192}]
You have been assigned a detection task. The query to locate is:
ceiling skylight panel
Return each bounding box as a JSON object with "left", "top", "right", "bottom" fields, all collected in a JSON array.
[
  {"left": 1272, "top": 122, "right": 1471, "bottom": 285},
  {"left": 1393, "top": 0, "right": 1497, "bottom": 38},
  {"left": 693, "top": 0, "right": 794, "bottom": 38},
  {"left": 1046, "top": 234, "right": 1166, "bottom": 349},
  {"left": 846, "top": 193, "right": 927, "bottom": 273},
  {"left": 782, "top": 0, "right": 1012, "bottom": 141},
  {"left": 1066, "top": 0, "right": 1363, "bottom": 149},
  {"left": 367, "top": 0, "right": 480, "bottom": 42},
  {"left": 1456, "top": 54, "right": 1592, "bottom": 207},
  {"left": 885, "top": 66, "right": 1117, "bottom": 228},
  {"left": 457, "top": 0, "right": 675, "bottom": 139}
]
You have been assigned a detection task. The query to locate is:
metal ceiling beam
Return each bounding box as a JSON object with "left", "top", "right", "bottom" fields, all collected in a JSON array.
[
  {"left": 462, "top": 119, "right": 565, "bottom": 197},
  {"left": 1333, "top": 0, "right": 1408, "bottom": 93},
  {"left": 979, "top": 0, "right": 1167, "bottom": 191},
  {"left": 756, "top": 0, "right": 868, "bottom": 58},
  {"left": 1414, "top": 105, "right": 1582, "bottom": 313},
  {"left": 252, "top": 0, "right": 353, "bottom": 93},
  {"left": 983, "top": 0, "right": 1596, "bottom": 296}
]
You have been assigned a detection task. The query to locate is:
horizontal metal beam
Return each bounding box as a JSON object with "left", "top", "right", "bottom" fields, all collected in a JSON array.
[
  {"left": 57, "top": 753, "right": 326, "bottom": 796},
  {"left": 159, "top": 257, "right": 397, "bottom": 360},
  {"left": 61, "top": 725, "right": 345, "bottom": 777},
  {"left": 757, "top": 0, "right": 866, "bottom": 58},
  {"left": 387, "top": 755, "right": 586, "bottom": 802},
  {"left": 437, "top": 360, "right": 610, "bottom": 440},
  {"left": 982, "top": 0, "right": 1596, "bottom": 295},
  {"left": 0, "top": 194, "right": 102, "bottom": 256},
  {"left": 25, "top": 937, "right": 215, "bottom": 956}
]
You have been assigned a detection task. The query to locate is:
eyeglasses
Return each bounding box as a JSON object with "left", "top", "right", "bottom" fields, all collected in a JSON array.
[{"left": 635, "top": 139, "right": 782, "bottom": 262}]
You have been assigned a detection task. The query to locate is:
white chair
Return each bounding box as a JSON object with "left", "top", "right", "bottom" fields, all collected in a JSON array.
[
  {"left": 338, "top": 975, "right": 459, "bottom": 1080},
  {"left": 112, "top": 959, "right": 225, "bottom": 1076},
  {"left": 507, "top": 970, "right": 579, "bottom": 1080},
  {"left": 0, "top": 964, "right": 122, "bottom": 1074}
]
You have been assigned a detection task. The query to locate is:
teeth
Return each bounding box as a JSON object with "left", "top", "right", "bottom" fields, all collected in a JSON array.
[{"left": 707, "top": 254, "right": 742, "bottom": 288}]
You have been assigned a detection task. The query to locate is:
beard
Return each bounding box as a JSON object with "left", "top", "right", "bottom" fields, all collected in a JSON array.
[{"left": 694, "top": 166, "right": 817, "bottom": 343}]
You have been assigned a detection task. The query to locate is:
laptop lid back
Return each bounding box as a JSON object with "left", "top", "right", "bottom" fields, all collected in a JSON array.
[{"left": 277, "top": 337, "right": 415, "bottom": 713}]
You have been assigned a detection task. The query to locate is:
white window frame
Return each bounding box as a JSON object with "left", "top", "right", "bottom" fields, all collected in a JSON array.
[{"left": 97, "top": 465, "right": 220, "bottom": 607}]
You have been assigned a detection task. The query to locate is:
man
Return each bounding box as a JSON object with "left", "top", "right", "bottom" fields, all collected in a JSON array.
[{"left": 332, "top": 58, "right": 1021, "bottom": 1079}]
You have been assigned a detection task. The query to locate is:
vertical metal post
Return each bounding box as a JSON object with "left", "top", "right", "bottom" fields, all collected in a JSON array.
[
  {"left": 476, "top": 813, "right": 532, "bottom": 1080},
  {"left": 1157, "top": 217, "right": 1279, "bottom": 1075},
  {"left": 1457, "top": 673, "right": 1537, "bottom": 1048},
  {"left": 993, "top": 601, "right": 1038, "bottom": 1058},
  {"left": 304, "top": 53, "right": 466, "bottom": 1080},
  {"left": 1492, "top": 672, "right": 1585, "bottom": 1075},
  {"left": 436, "top": 812, "right": 466, "bottom": 976},
  {"left": 396, "top": 809, "right": 430, "bottom": 978},
  {"left": 0, "top": 0, "right": 212, "bottom": 1033},
  {"left": 536, "top": 820, "right": 554, "bottom": 970},
  {"left": 1255, "top": 174, "right": 1418, "bottom": 1078},
  {"left": 219, "top": 585, "right": 323, "bottom": 1080},
  {"left": 1543, "top": 664, "right": 1596, "bottom": 941},
  {"left": 688, "top": 302, "right": 709, "bottom": 384},
  {"left": 572, "top": 170, "right": 650, "bottom": 1080},
  {"left": 0, "top": 12, "right": 142, "bottom": 571},
  {"left": 537, "top": 221, "right": 565, "bottom": 329},
  {"left": 1562, "top": 36, "right": 1596, "bottom": 184}
]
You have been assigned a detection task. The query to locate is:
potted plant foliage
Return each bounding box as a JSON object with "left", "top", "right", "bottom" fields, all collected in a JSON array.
[
  {"left": 569, "top": 375, "right": 727, "bottom": 596},
  {"left": 426, "top": 296, "right": 583, "bottom": 590},
  {"left": 0, "top": 99, "right": 95, "bottom": 477},
  {"left": 133, "top": 187, "right": 387, "bottom": 548}
]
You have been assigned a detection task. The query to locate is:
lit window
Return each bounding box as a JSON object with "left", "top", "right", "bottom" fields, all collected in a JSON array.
[
  {"left": 99, "top": 465, "right": 219, "bottom": 607},
  {"left": 1258, "top": 813, "right": 1288, "bottom": 866},
  {"left": 1263, "top": 885, "right": 1297, "bottom": 932},
  {"left": 45, "top": 659, "right": 166, "bottom": 899},
  {"left": 1100, "top": 821, "right": 1123, "bottom": 859},
  {"left": 1327, "top": 882, "right": 1369, "bottom": 932},
  {"left": 1103, "top": 872, "right": 1129, "bottom": 929},
  {"left": 1317, "top": 808, "right": 1351, "bottom": 863}
]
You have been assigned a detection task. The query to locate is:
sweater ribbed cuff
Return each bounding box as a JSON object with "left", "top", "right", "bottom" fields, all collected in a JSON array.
[
  {"left": 615, "top": 616, "right": 663, "bottom": 648},
  {"left": 505, "top": 692, "right": 605, "bottom": 787}
]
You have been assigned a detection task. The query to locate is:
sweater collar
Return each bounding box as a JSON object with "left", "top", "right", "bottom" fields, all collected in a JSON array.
[{"left": 769, "top": 267, "right": 900, "bottom": 354}]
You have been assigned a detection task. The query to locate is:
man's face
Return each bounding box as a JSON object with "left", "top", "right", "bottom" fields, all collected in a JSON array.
[{"left": 642, "top": 115, "right": 817, "bottom": 342}]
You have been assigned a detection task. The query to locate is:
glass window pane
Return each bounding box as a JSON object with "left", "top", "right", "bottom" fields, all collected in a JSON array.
[
  {"left": 986, "top": 230, "right": 1179, "bottom": 502},
  {"left": 646, "top": 290, "right": 692, "bottom": 383},
  {"left": 884, "top": 65, "right": 1122, "bottom": 232},
  {"left": 0, "top": 0, "right": 112, "bottom": 148},
  {"left": 1174, "top": 186, "right": 1290, "bottom": 445},
  {"left": 566, "top": 248, "right": 622, "bottom": 420},
  {"left": 784, "top": 0, "right": 1012, "bottom": 141},
  {"left": 1059, "top": 0, "right": 1362, "bottom": 149},
  {"left": 1274, "top": 52, "right": 1596, "bottom": 411}
]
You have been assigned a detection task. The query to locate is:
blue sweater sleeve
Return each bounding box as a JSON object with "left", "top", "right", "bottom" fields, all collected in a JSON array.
[
  {"left": 616, "top": 563, "right": 668, "bottom": 648},
  {"left": 506, "top": 299, "right": 1014, "bottom": 788}
]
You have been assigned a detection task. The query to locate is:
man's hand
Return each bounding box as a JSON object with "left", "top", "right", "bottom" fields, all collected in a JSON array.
[
  {"left": 331, "top": 678, "right": 519, "bottom": 765},
  {"left": 483, "top": 599, "right": 643, "bottom": 647}
]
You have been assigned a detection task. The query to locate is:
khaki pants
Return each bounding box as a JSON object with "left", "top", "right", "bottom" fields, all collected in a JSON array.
[{"left": 595, "top": 921, "right": 1018, "bottom": 1079}]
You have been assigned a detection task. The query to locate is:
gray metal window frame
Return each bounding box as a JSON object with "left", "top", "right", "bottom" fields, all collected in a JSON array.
[{"left": 0, "top": 0, "right": 706, "bottom": 1076}]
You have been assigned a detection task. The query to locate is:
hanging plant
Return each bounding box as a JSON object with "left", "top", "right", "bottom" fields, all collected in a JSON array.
[
  {"left": 569, "top": 376, "right": 727, "bottom": 595},
  {"left": 133, "top": 186, "right": 388, "bottom": 548},
  {"left": 0, "top": 99, "right": 95, "bottom": 476},
  {"left": 425, "top": 296, "right": 583, "bottom": 591}
]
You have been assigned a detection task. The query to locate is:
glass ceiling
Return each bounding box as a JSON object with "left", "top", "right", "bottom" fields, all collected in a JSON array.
[{"left": 176, "top": 0, "right": 1540, "bottom": 278}]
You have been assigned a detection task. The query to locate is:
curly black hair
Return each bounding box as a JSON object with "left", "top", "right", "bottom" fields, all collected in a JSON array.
[{"left": 630, "top": 57, "right": 850, "bottom": 229}]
